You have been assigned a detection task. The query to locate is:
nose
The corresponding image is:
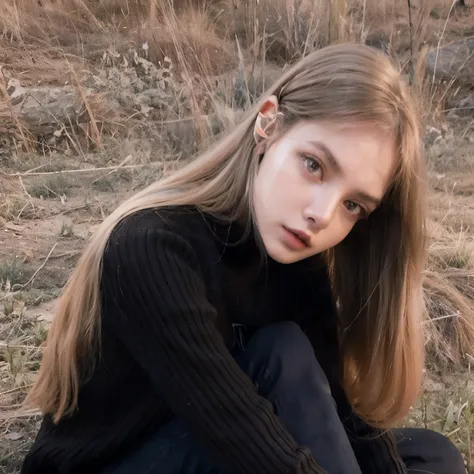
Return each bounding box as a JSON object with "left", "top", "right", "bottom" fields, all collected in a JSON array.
[{"left": 303, "top": 195, "right": 338, "bottom": 231}]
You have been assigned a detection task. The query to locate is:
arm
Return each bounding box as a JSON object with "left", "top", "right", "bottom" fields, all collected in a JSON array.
[{"left": 100, "top": 221, "right": 326, "bottom": 474}]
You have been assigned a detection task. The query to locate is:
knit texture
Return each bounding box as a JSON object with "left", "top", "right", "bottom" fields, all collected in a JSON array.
[{"left": 22, "top": 207, "right": 406, "bottom": 474}]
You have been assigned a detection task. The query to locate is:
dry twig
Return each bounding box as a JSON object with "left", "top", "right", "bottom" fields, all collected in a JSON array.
[{"left": 3, "top": 162, "right": 164, "bottom": 178}]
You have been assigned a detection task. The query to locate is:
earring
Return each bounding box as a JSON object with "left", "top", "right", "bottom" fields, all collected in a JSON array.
[
  {"left": 253, "top": 111, "right": 283, "bottom": 143},
  {"left": 253, "top": 114, "right": 270, "bottom": 141}
]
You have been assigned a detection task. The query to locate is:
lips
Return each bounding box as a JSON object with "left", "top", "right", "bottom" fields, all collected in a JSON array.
[{"left": 284, "top": 227, "right": 311, "bottom": 247}]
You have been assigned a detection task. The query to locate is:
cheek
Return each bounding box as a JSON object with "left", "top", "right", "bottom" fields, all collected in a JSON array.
[
  {"left": 255, "top": 152, "right": 298, "bottom": 204},
  {"left": 259, "top": 151, "right": 291, "bottom": 185},
  {"left": 334, "top": 211, "right": 357, "bottom": 238},
  {"left": 318, "top": 215, "right": 356, "bottom": 250}
]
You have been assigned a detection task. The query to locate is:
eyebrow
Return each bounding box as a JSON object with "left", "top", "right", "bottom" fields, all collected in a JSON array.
[
  {"left": 308, "top": 140, "right": 382, "bottom": 208},
  {"left": 353, "top": 192, "right": 382, "bottom": 208}
]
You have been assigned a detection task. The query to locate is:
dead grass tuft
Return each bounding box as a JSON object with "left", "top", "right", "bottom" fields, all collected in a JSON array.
[
  {"left": 424, "top": 219, "right": 474, "bottom": 367},
  {"left": 0, "top": 258, "right": 28, "bottom": 289},
  {"left": 0, "top": 175, "right": 32, "bottom": 222},
  {"left": 136, "top": 3, "right": 237, "bottom": 81},
  {"left": 424, "top": 269, "right": 474, "bottom": 367},
  {"left": 0, "top": 196, "right": 34, "bottom": 222},
  {"left": 0, "top": 174, "right": 22, "bottom": 195},
  {"left": 0, "top": 0, "right": 101, "bottom": 47},
  {"left": 222, "top": 0, "right": 332, "bottom": 61},
  {"left": 27, "top": 174, "right": 76, "bottom": 199},
  {"left": 429, "top": 225, "right": 473, "bottom": 270}
]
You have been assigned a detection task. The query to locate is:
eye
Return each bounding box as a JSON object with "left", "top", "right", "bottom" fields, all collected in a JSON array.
[
  {"left": 344, "top": 200, "right": 367, "bottom": 218},
  {"left": 302, "top": 154, "right": 322, "bottom": 175}
]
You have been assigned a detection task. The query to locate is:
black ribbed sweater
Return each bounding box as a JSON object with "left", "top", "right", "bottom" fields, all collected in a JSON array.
[{"left": 22, "top": 207, "right": 406, "bottom": 474}]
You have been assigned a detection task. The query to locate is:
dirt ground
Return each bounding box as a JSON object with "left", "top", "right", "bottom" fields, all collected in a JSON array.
[{"left": 0, "top": 0, "right": 473, "bottom": 472}]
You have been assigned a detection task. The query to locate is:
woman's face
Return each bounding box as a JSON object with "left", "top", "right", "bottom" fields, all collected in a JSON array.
[{"left": 252, "top": 120, "right": 397, "bottom": 264}]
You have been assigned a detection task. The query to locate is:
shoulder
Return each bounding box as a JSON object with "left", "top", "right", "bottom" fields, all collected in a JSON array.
[
  {"left": 102, "top": 205, "right": 222, "bottom": 271},
  {"left": 105, "top": 205, "right": 220, "bottom": 253},
  {"left": 108, "top": 205, "right": 207, "bottom": 242}
]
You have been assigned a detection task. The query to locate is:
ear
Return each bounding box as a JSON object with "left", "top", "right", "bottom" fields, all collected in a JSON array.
[
  {"left": 253, "top": 95, "right": 280, "bottom": 143},
  {"left": 259, "top": 95, "right": 279, "bottom": 117}
]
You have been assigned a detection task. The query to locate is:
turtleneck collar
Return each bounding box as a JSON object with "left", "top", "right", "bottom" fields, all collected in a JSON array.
[
  {"left": 201, "top": 211, "right": 263, "bottom": 263},
  {"left": 201, "top": 210, "right": 326, "bottom": 275}
]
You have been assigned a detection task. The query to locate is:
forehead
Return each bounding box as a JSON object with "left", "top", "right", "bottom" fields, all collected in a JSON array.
[{"left": 283, "top": 120, "right": 397, "bottom": 194}]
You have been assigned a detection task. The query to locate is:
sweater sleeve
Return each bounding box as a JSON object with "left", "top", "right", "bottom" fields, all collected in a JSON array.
[{"left": 100, "top": 221, "right": 326, "bottom": 474}]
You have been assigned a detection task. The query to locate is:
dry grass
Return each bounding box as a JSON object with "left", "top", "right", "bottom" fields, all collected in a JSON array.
[
  {"left": 0, "top": 175, "right": 31, "bottom": 222},
  {"left": 0, "top": 0, "right": 473, "bottom": 472},
  {"left": 0, "top": 0, "right": 470, "bottom": 150},
  {"left": 424, "top": 265, "right": 474, "bottom": 366},
  {"left": 144, "top": 2, "right": 236, "bottom": 75}
]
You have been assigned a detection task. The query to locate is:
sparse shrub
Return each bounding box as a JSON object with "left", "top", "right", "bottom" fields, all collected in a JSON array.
[
  {"left": 3, "top": 299, "right": 15, "bottom": 317},
  {"left": 34, "top": 323, "right": 49, "bottom": 346},
  {"left": 92, "top": 169, "right": 132, "bottom": 192},
  {"left": 59, "top": 222, "right": 75, "bottom": 238},
  {"left": 428, "top": 228, "right": 473, "bottom": 271},
  {"left": 224, "top": 0, "right": 330, "bottom": 62},
  {"left": 27, "top": 174, "right": 75, "bottom": 198},
  {"left": 430, "top": 7, "right": 442, "bottom": 18},
  {"left": 0, "top": 257, "right": 27, "bottom": 287},
  {"left": 92, "top": 176, "right": 114, "bottom": 192},
  {"left": 132, "top": 167, "right": 165, "bottom": 190},
  {"left": 436, "top": 247, "right": 472, "bottom": 270},
  {"left": 6, "top": 154, "right": 69, "bottom": 173},
  {"left": 16, "top": 288, "right": 61, "bottom": 306},
  {"left": 0, "top": 195, "right": 35, "bottom": 221},
  {"left": 447, "top": 249, "right": 472, "bottom": 269}
]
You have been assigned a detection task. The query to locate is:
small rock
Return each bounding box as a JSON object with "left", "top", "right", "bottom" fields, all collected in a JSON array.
[
  {"left": 426, "top": 39, "right": 474, "bottom": 88},
  {"left": 3, "top": 431, "right": 24, "bottom": 441}
]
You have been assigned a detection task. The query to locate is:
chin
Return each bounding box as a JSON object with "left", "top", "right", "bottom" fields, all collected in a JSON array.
[{"left": 263, "top": 240, "right": 306, "bottom": 264}]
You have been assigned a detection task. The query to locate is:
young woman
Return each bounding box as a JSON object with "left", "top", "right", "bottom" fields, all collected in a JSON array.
[{"left": 21, "top": 43, "right": 465, "bottom": 474}]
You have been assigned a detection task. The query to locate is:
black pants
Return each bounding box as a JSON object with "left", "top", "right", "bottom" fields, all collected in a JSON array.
[{"left": 102, "top": 322, "right": 465, "bottom": 474}]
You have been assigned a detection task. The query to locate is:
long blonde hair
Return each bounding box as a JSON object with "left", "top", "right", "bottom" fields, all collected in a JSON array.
[{"left": 26, "top": 43, "right": 427, "bottom": 428}]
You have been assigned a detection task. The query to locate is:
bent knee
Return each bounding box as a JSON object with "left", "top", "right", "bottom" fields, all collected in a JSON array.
[
  {"left": 248, "top": 321, "right": 330, "bottom": 392},
  {"left": 251, "top": 321, "right": 314, "bottom": 361}
]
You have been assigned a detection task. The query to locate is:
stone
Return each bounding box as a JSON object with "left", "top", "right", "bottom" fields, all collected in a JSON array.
[
  {"left": 426, "top": 39, "right": 474, "bottom": 88},
  {"left": 7, "top": 79, "right": 80, "bottom": 135}
]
